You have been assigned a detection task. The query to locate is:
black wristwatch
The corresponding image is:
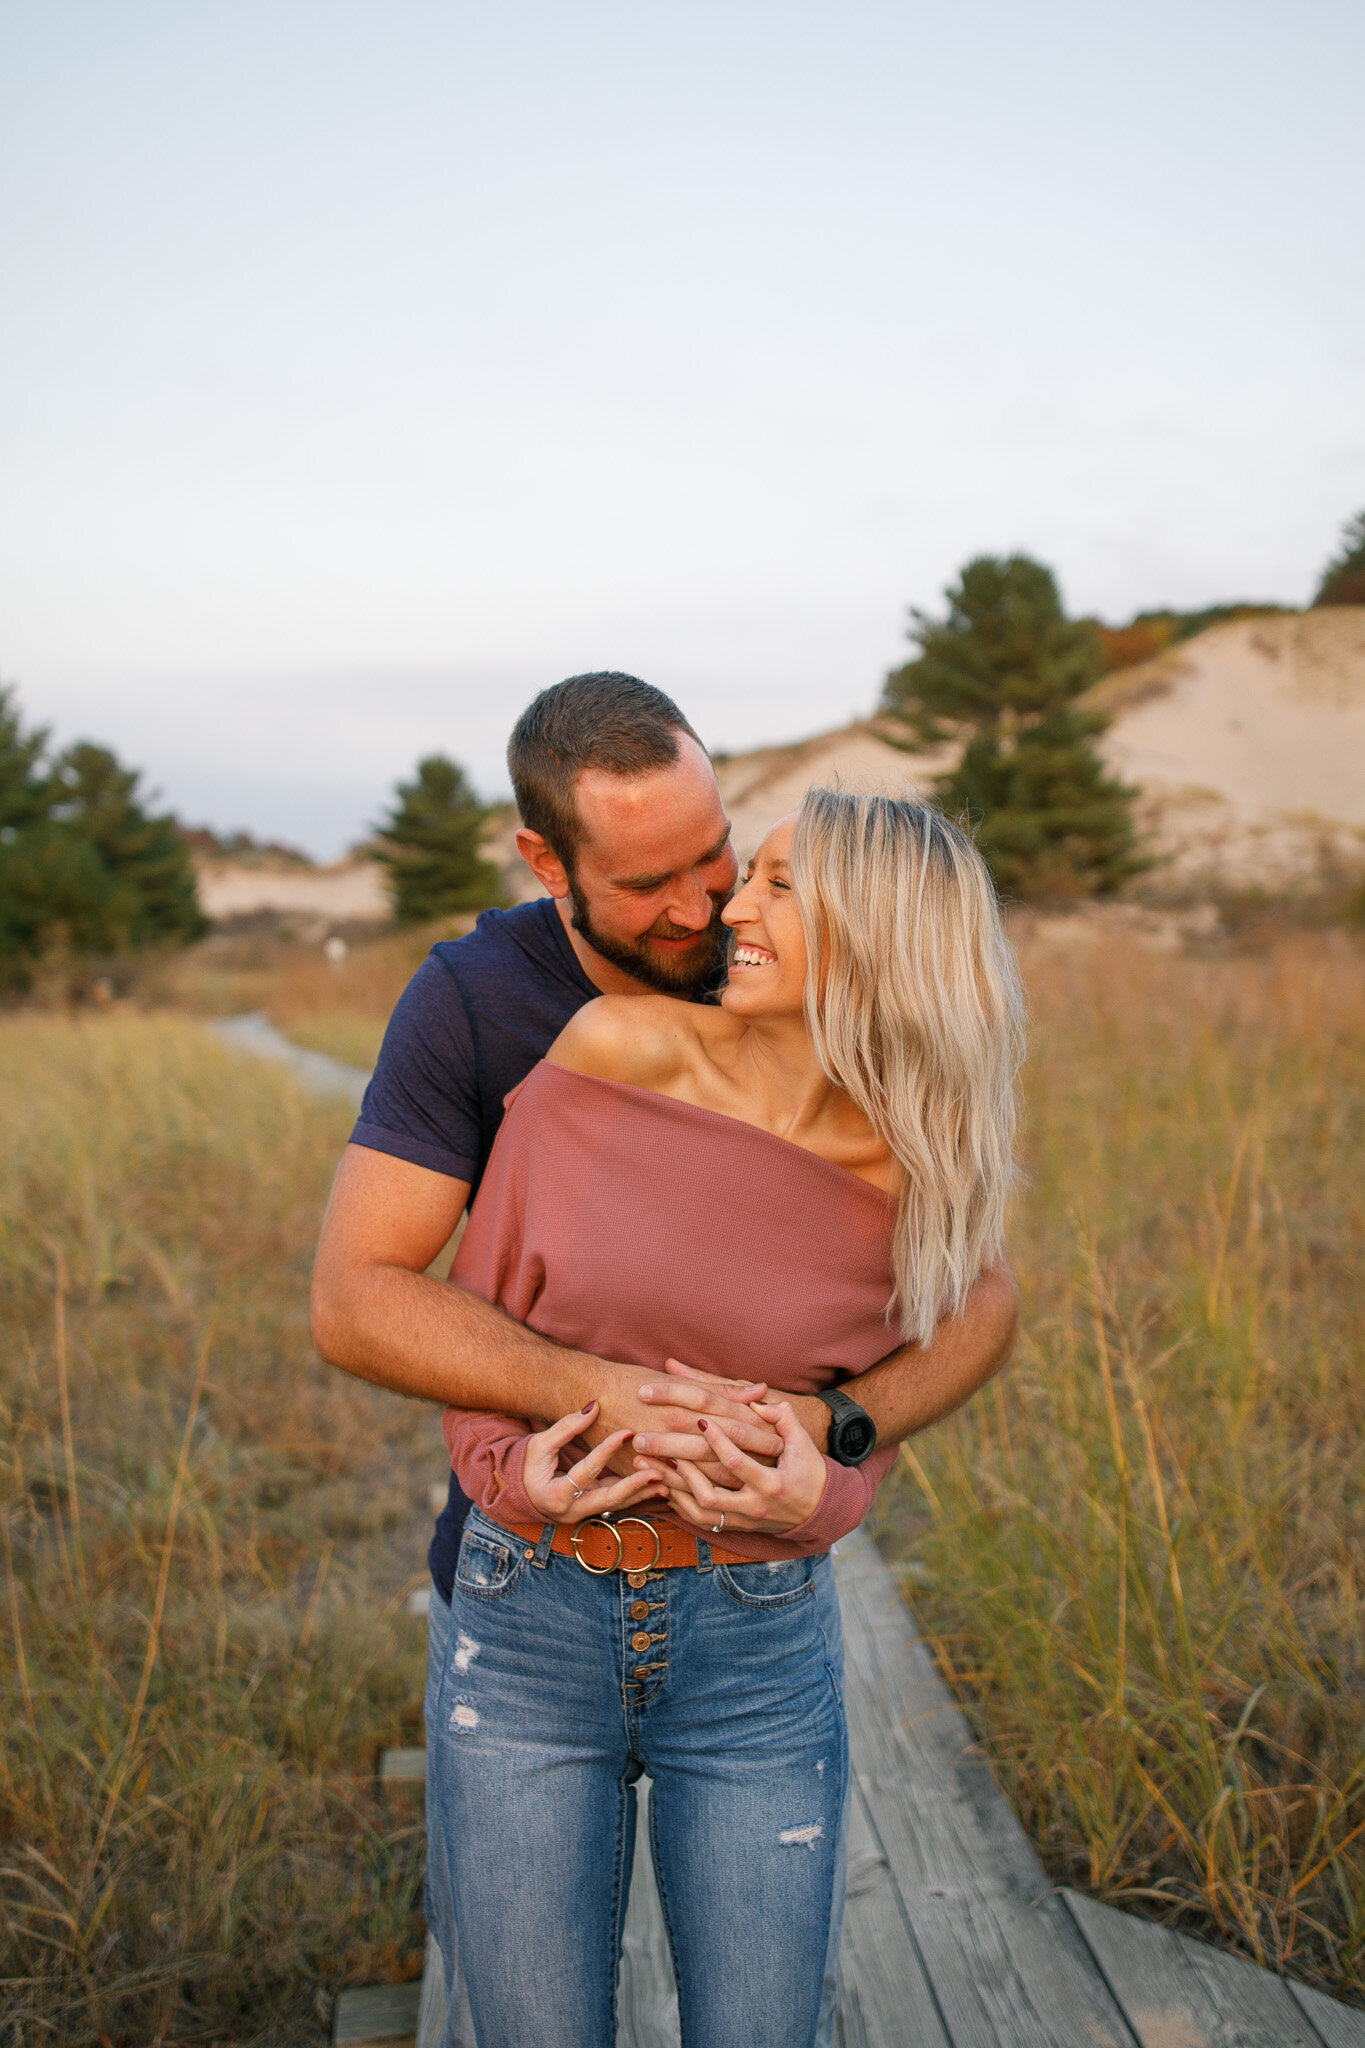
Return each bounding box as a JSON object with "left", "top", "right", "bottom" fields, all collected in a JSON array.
[{"left": 816, "top": 1388, "right": 878, "bottom": 1467}]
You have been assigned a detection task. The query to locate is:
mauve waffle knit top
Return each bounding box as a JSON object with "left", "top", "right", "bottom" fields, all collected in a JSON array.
[{"left": 442, "top": 1060, "right": 900, "bottom": 1561}]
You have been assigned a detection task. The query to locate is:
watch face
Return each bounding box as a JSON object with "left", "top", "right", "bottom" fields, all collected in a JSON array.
[{"left": 838, "top": 1414, "right": 877, "bottom": 1462}]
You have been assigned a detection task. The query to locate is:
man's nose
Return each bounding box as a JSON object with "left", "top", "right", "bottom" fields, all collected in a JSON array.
[{"left": 666, "top": 873, "right": 717, "bottom": 931}]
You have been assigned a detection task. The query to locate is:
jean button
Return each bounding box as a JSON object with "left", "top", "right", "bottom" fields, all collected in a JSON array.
[
  {"left": 630, "top": 1631, "right": 651, "bottom": 1652},
  {"left": 630, "top": 1600, "right": 649, "bottom": 1620},
  {"left": 626, "top": 1570, "right": 648, "bottom": 1588}
]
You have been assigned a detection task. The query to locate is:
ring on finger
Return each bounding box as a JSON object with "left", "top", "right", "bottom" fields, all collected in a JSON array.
[{"left": 570, "top": 1485, "right": 584, "bottom": 1503}]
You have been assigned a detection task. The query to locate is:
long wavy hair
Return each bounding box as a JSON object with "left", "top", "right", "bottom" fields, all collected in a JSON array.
[{"left": 790, "top": 788, "right": 1026, "bottom": 1346}]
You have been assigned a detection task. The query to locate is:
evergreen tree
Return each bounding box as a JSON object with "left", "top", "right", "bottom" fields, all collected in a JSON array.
[
  {"left": 374, "top": 755, "right": 505, "bottom": 924},
  {"left": 1312, "top": 509, "right": 1365, "bottom": 607},
  {"left": 0, "top": 688, "right": 206, "bottom": 980},
  {"left": 0, "top": 686, "right": 101, "bottom": 973},
  {"left": 0, "top": 683, "right": 51, "bottom": 834},
  {"left": 48, "top": 742, "right": 207, "bottom": 949},
  {"left": 882, "top": 554, "right": 1145, "bottom": 899}
]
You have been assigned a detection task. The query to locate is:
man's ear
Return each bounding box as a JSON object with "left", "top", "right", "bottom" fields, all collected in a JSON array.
[{"left": 515, "top": 827, "right": 572, "bottom": 899}]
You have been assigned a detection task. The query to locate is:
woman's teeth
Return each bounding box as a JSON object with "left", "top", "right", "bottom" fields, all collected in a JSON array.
[{"left": 733, "top": 945, "right": 777, "bottom": 967}]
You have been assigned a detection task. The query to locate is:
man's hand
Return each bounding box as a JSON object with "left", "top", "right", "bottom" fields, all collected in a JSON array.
[
  {"left": 642, "top": 1400, "right": 829, "bottom": 1534},
  {"left": 313, "top": 1148, "right": 1017, "bottom": 1493},
  {"left": 626, "top": 1359, "right": 783, "bottom": 1482}
]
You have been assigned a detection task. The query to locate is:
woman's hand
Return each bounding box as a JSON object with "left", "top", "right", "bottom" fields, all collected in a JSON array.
[
  {"left": 522, "top": 1402, "right": 669, "bottom": 1525},
  {"left": 637, "top": 1400, "right": 828, "bottom": 1537}
]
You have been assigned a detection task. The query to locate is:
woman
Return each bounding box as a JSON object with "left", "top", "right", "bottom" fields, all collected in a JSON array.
[{"left": 430, "top": 789, "right": 1024, "bottom": 2048}]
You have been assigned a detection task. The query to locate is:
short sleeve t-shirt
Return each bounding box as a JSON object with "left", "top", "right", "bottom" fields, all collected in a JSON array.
[{"left": 351, "top": 897, "right": 603, "bottom": 1600}]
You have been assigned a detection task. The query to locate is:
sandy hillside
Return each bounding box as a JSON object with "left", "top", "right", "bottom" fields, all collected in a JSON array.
[
  {"left": 1096, "top": 608, "right": 1365, "bottom": 889},
  {"left": 712, "top": 609, "right": 1365, "bottom": 890},
  {"left": 195, "top": 857, "right": 390, "bottom": 924},
  {"left": 196, "top": 608, "right": 1365, "bottom": 921},
  {"left": 712, "top": 725, "right": 943, "bottom": 862}
]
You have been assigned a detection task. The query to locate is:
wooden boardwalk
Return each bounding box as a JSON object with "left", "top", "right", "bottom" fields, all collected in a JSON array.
[{"left": 338, "top": 1527, "right": 1365, "bottom": 2048}]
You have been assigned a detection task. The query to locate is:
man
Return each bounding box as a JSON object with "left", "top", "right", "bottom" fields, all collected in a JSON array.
[{"left": 310, "top": 671, "right": 1018, "bottom": 2038}]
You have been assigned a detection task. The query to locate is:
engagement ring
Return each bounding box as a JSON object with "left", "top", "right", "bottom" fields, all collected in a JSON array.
[{"left": 711, "top": 1513, "right": 725, "bottom": 1534}]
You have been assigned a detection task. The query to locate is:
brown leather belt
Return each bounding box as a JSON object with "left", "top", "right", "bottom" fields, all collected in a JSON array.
[{"left": 504, "top": 1515, "right": 748, "bottom": 1577}]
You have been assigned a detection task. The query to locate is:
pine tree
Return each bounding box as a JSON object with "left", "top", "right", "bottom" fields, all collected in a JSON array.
[
  {"left": 882, "top": 554, "right": 1145, "bottom": 899},
  {"left": 49, "top": 742, "right": 207, "bottom": 948},
  {"left": 0, "top": 682, "right": 50, "bottom": 834},
  {"left": 0, "top": 690, "right": 206, "bottom": 980},
  {"left": 0, "top": 686, "right": 107, "bottom": 973},
  {"left": 374, "top": 755, "right": 505, "bottom": 924},
  {"left": 1312, "top": 509, "right": 1365, "bottom": 607}
]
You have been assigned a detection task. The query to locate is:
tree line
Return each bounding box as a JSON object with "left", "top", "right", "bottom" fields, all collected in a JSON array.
[
  {"left": 0, "top": 686, "right": 205, "bottom": 988},
  {"left": 2, "top": 507, "right": 1361, "bottom": 977}
]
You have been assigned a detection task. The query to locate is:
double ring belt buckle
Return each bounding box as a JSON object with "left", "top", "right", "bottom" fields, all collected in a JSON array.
[{"left": 570, "top": 1516, "right": 664, "bottom": 1575}]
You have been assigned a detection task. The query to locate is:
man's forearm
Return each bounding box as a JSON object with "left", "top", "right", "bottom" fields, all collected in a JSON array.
[
  {"left": 310, "top": 1264, "right": 780, "bottom": 1475},
  {"left": 312, "top": 1260, "right": 609, "bottom": 1418},
  {"left": 789, "top": 1262, "right": 1019, "bottom": 1453}
]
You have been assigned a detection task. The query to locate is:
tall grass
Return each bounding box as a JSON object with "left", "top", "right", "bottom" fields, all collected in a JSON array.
[
  {"left": 6, "top": 933, "right": 1363, "bottom": 2029},
  {"left": 876, "top": 931, "right": 1365, "bottom": 2000},
  {"left": 150, "top": 921, "right": 473, "bottom": 1070},
  {"left": 0, "top": 1018, "right": 441, "bottom": 2044}
]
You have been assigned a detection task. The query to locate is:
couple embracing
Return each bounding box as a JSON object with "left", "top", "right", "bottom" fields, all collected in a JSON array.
[{"left": 311, "top": 671, "right": 1025, "bottom": 2048}]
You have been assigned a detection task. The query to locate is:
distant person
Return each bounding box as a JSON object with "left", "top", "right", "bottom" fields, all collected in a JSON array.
[{"left": 310, "top": 674, "right": 1021, "bottom": 2047}]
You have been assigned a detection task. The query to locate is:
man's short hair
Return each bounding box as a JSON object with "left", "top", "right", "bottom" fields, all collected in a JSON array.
[{"left": 507, "top": 672, "right": 702, "bottom": 868}]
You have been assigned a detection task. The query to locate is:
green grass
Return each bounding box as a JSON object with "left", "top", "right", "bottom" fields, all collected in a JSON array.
[
  {"left": 875, "top": 930, "right": 1365, "bottom": 2001},
  {"left": 0, "top": 1017, "right": 443, "bottom": 2044}
]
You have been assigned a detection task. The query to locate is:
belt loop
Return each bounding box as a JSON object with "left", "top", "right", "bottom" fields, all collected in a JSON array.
[
  {"left": 695, "top": 1538, "right": 713, "bottom": 1573},
  {"left": 533, "top": 1520, "right": 557, "bottom": 1570}
]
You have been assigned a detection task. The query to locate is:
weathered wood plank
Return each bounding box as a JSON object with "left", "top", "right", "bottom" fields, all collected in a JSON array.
[
  {"left": 332, "top": 1979, "right": 421, "bottom": 2048},
  {"left": 618, "top": 1778, "right": 682, "bottom": 2048},
  {"left": 1288, "top": 1978, "right": 1365, "bottom": 2048},
  {"left": 1063, "top": 1887, "right": 1327, "bottom": 2048},
  {"left": 835, "top": 1530, "right": 1139, "bottom": 2048},
  {"left": 833, "top": 1782, "right": 952, "bottom": 2048},
  {"left": 378, "top": 1746, "right": 428, "bottom": 1787},
  {"left": 415, "top": 1930, "right": 476, "bottom": 2048}
]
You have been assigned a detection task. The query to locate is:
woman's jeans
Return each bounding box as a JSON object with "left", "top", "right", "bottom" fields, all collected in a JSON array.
[{"left": 425, "top": 1508, "right": 850, "bottom": 2048}]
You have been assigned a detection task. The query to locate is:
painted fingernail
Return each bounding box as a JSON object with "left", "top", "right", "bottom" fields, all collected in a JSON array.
[
  {"left": 580, "top": 1402, "right": 596, "bottom": 1414},
  {"left": 697, "top": 1419, "right": 708, "bottom": 1431}
]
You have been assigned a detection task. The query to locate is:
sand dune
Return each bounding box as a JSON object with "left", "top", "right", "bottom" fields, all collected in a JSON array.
[
  {"left": 198, "top": 608, "right": 1365, "bottom": 921},
  {"left": 195, "top": 857, "right": 390, "bottom": 924},
  {"left": 714, "top": 608, "right": 1365, "bottom": 889}
]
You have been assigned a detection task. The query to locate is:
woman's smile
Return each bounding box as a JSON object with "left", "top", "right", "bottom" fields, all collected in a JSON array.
[{"left": 731, "top": 943, "right": 777, "bottom": 969}]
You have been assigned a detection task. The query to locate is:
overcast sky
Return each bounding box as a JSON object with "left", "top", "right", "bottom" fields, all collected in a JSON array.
[{"left": 3, "top": 0, "right": 1362, "bottom": 856}]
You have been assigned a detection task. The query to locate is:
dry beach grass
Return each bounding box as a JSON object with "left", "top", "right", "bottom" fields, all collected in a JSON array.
[
  {"left": 1, "top": 927, "right": 1362, "bottom": 2037},
  {"left": 876, "top": 928, "right": 1365, "bottom": 2000},
  {"left": 0, "top": 1018, "right": 440, "bottom": 2044}
]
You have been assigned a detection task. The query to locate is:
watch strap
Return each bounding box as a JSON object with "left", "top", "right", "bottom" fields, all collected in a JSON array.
[{"left": 815, "top": 1387, "right": 878, "bottom": 1465}]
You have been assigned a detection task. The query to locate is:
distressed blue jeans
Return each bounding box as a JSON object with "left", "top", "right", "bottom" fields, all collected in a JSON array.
[{"left": 425, "top": 1508, "right": 849, "bottom": 2048}]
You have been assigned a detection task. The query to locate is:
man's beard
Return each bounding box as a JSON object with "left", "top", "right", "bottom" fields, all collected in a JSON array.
[{"left": 568, "top": 880, "right": 730, "bottom": 996}]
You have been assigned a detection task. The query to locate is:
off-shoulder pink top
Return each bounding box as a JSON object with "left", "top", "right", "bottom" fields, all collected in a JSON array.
[{"left": 442, "top": 1060, "right": 901, "bottom": 1561}]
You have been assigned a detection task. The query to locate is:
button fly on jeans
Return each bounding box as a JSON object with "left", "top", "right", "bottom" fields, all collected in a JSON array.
[
  {"left": 630, "top": 1632, "right": 652, "bottom": 1652},
  {"left": 629, "top": 1600, "right": 649, "bottom": 1620}
]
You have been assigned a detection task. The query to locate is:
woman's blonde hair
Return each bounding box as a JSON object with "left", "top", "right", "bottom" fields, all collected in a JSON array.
[{"left": 791, "top": 788, "right": 1026, "bottom": 1346}]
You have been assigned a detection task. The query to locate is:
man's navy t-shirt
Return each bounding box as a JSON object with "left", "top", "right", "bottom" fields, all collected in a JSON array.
[{"left": 350, "top": 897, "right": 601, "bottom": 1601}]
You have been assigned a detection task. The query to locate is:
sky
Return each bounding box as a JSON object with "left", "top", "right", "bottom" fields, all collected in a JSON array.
[{"left": 2, "top": 0, "right": 1362, "bottom": 858}]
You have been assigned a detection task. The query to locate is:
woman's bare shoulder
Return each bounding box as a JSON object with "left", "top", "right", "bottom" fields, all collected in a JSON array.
[{"left": 546, "top": 995, "right": 716, "bottom": 1089}]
